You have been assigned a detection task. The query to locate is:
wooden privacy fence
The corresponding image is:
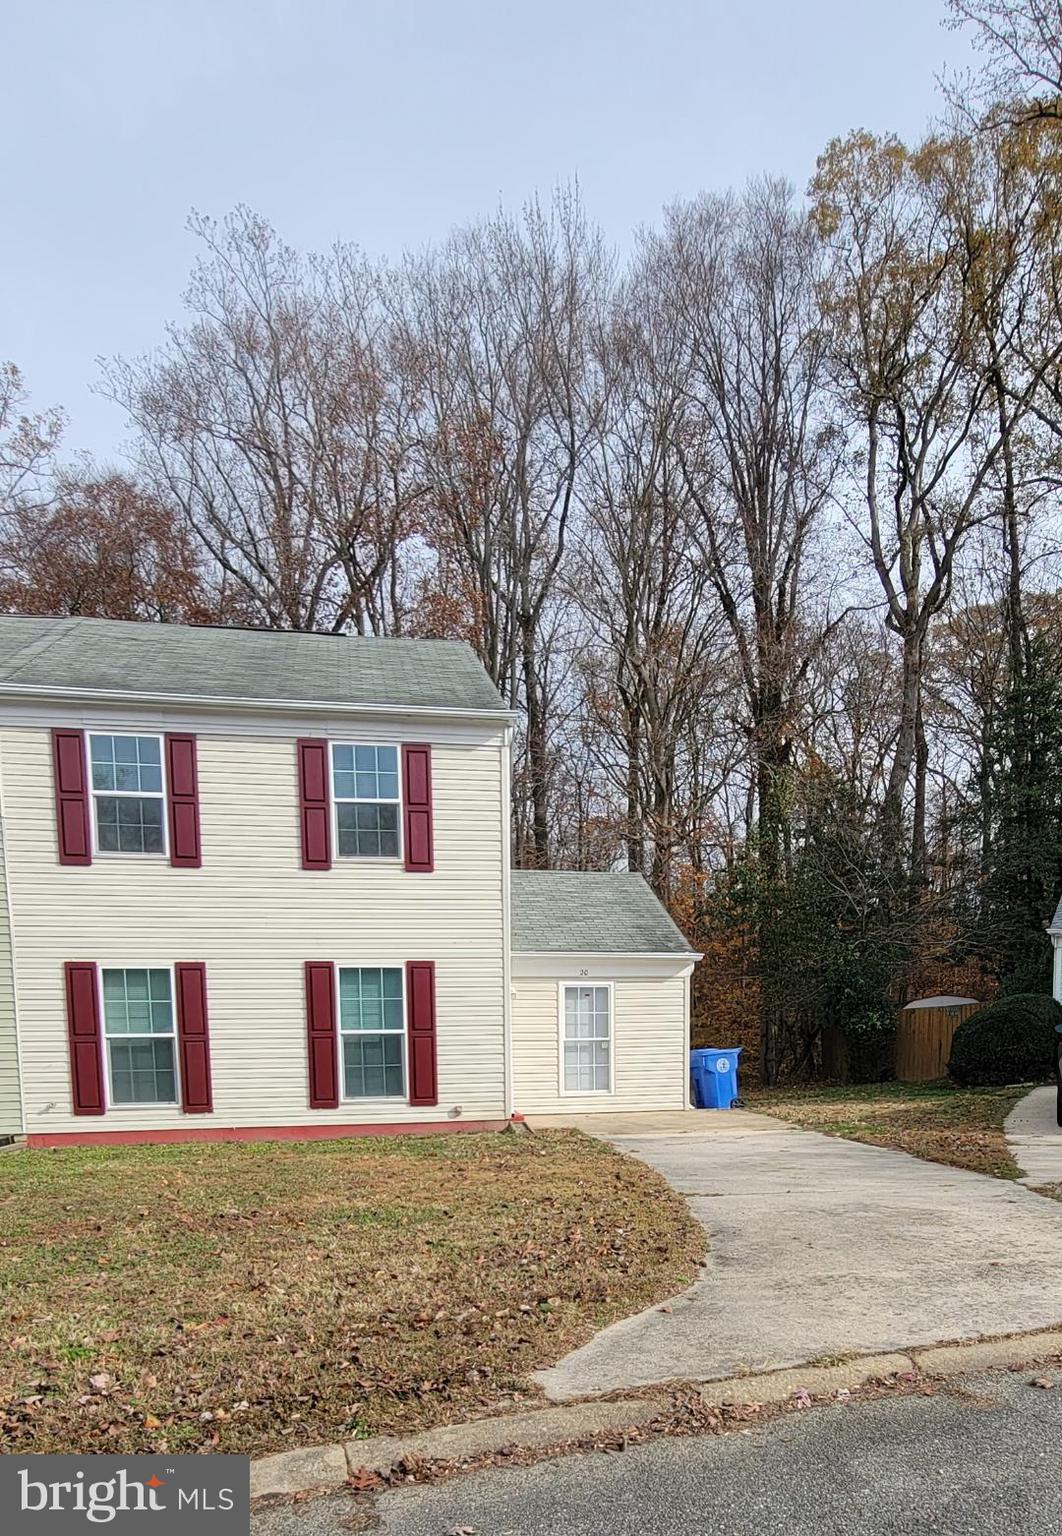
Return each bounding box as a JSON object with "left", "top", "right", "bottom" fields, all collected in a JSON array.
[{"left": 895, "top": 996, "right": 980, "bottom": 1082}]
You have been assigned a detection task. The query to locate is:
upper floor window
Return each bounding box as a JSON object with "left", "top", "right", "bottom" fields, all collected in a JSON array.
[
  {"left": 102, "top": 967, "right": 178, "bottom": 1104},
  {"left": 89, "top": 734, "right": 166, "bottom": 855},
  {"left": 331, "top": 744, "right": 400, "bottom": 859}
]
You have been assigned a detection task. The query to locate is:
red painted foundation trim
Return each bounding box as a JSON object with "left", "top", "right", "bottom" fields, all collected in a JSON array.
[{"left": 27, "top": 1119, "right": 507, "bottom": 1149}]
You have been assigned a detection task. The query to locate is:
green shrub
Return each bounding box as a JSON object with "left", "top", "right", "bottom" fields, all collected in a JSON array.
[{"left": 948, "top": 992, "right": 1062, "bottom": 1087}]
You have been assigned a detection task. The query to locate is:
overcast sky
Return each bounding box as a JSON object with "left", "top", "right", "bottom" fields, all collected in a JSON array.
[{"left": 4, "top": 0, "right": 977, "bottom": 462}]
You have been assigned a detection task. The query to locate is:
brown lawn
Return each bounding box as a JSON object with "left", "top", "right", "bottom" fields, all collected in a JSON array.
[
  {"left": 0, "top": 1129, "right": 702, "bottom": 1458},
  {"left": 745, "top": 1081, "right": 1030, "bottom": 1179}
]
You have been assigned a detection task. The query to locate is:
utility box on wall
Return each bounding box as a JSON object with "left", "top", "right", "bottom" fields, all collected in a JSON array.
[{"left": 895, "top": 996, "right": 980, "bottom": 1082}]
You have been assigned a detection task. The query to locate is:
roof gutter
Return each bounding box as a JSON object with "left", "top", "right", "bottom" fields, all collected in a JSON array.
[
  {"left": 514, "top": 949, "right": 703, "bottom": 961},
  {"left": 0, "top": 683, "right": 515, "bottom": 723}
]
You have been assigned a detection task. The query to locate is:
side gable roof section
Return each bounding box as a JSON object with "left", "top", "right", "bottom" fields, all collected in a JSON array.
[
  {"left": 0, "top": 615, "right": 509, "bottom": 718},
  {"left": 1049, "top": 893, "right": 1062, "bottom": 937},
  {"left": 510, "top": 870, "right": 698, "bottom": 956}
]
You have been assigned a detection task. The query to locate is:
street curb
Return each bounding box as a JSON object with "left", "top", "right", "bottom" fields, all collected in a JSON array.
[{"left": 249, "top": 1326, "right": 1062, "bottom": 1500}]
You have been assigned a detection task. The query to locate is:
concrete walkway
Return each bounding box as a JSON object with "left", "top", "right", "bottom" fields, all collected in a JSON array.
[
  {"left": 1005, "top": 1086, "right": 1062, "bottom": 1186},
  {"left": 535, "top": 1112, "right": 1062, "bottom": 1401}
]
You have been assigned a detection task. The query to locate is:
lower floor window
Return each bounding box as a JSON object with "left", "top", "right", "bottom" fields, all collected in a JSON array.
[
  {"left": 563, "top": 984, "right": 612, "bottom": 1093},
  {"left": 102, "top": 968, "right": 177, "bottom": 1104},
  {"left": 338, "top": 966, "right": 405, "bottom": 1098}
]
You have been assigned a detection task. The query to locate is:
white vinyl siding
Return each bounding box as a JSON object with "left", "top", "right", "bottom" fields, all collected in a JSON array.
[
  {"left": 3, "top": 721, "right": 507, "bottom": 1135},
  {"left": 512, "top": 971, "right": 689, "bottom": 1115}
]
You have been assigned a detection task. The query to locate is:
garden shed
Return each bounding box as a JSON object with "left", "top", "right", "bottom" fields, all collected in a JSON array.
[{"left": 895, "top": 995, "right": 980, "bottom": 1082}]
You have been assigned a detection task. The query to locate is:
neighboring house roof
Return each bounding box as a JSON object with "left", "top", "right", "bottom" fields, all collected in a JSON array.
[
  {"left": 1050, "top": 894, "right": 1062, "bottom": 936},
  {"left": 0, "top": 615, "right": 508, "bottom": 715},
  {"left": 510, "top": 870, "right": 696, "bottom": 955}
]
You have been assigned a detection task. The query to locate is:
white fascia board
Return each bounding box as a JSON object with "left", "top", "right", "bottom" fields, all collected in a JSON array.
[
  {"left": 515, "top": 950, "right": 702, "bottom": 961},
  {"left": 0, "top": 683, "right": 514, "bottom": 725},
  {"left": 512, "top": 951, "right": 700, "bottom": 980}
]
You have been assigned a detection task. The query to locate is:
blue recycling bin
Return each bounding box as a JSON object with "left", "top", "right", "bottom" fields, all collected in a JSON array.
[{"left": 690, "top": 1047, "right": 742, "bottom": 1110}]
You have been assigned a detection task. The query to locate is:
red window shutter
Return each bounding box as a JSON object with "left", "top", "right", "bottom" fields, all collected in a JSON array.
[
  {"left": 402, "top": 744, "right": 434, "bottom": 873},
  {"left": 305, "top": 961, "right": 339, "bottom": 1108},
  {"left": 52, "top": 730, "right": 92, "bottom": 866},
  {"left": 166, "top": 735, "right": 202, "bottom": 868},
  {"left": 175, "top": 962, "right": 212, "bottom": 1113},
  {"left": 406, "top": 960, "right": 438, "bottom": 1107},
  {"left": 64, "top": 961, "right": 104, "bottom": 1114},
  {"left": 298, "top": 740, "right": 332, "bottom": 870}
]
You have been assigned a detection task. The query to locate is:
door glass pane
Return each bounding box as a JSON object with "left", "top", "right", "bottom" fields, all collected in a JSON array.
[{"left": 564, "top": 988, "right": 610, "bottom": 1091}]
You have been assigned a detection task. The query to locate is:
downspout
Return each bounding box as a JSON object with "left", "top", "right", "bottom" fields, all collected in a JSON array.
[
  {"left": 501, "top": 724, "right": 514, "bottom": 1120},
  {"left": 0, "top": 741, "right": 24, "bottom": 1139},
  {"left": 1053, "top": 936, "right": 1062, "bottom": 1006},
  {"left": 682, "top": 963, "right": 693, "bottom": 1110}
]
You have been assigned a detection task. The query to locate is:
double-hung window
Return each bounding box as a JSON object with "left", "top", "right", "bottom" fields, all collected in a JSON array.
[
  {"left": 338, "top": 967, "right": 405, "bottom": 1098},
  {"left": 89, "top": 734, "right": 166, "bottom": 854},
  {"left": 101, "top": 968, "right": 178, "bottom": 1105},
  {"left": 332, "top": 745, "right": 400, "bottom": 858},
  {"left": 562, "top": 984, "right": 612, "bottom": 1093}
]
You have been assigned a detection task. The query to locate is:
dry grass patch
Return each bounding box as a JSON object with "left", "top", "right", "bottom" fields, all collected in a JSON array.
[
  {"left": 0, "top": 1129, "right": 701, "bottom": 1459},
  {"left": 745, "top": 1081, "right": 1030, "bottom": 1179}
]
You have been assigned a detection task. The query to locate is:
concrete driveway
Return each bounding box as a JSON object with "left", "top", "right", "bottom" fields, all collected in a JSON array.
[{"left": 535, "top": 1112, "right": 1062, "bottom": 1400}]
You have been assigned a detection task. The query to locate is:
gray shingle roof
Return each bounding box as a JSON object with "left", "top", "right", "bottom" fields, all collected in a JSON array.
[
  {"left": 511, "top": 870, "right": 695, "bottom": 955},
  {"left": 1050, "top": 893, "right": 1062, "bottom": 936},
  {"left": 0, "top": 616, "right": 507, "bottom": 714}
]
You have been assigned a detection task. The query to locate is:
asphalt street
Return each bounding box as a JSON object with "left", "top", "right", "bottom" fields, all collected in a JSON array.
[{"left": 252, "top": 1367, "right": 1062, "bottom": 1536}]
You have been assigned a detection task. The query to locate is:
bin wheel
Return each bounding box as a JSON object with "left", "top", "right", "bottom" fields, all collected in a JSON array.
[{"left": 731, "top": 1096, "right": 745, "bottom": 1110}]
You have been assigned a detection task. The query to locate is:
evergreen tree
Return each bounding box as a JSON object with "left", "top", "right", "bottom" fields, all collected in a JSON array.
[{"left": 979, "top": 633, "right": 1062, "bottom": 993}]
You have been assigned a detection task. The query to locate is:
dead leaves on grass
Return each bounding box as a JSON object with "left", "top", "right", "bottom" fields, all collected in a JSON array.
[
  {"left": 748, "top": 1084, "right": 1029, "bottom": 1178},
  {"left": 0, "top": 1132, "right": 702, "bottom": 1458}
]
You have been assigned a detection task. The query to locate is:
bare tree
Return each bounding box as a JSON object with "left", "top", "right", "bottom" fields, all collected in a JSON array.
[
  {"left": 947, "top": 0, "right": 1062, "bottom": 117},
  {"left": 399, "top": 190, "right": 610, "bottom": 865},
  {"left": 103, "top": 208, "right": 415, "bottom": 634},
  {"left": 811, "top": 128, "right": 1061, "bottom": 881},
  {"left": 627, "top": 180, "right": 844, "bottom": 1079},
  {"left": 575, "top": 268, "right": 728, "bottom": 897},
  {"left": 0, "top": 363, "right": 63, "bottom": 513},
  {"left": 646, "top": 181, "right": 841, "bottom": 892}
]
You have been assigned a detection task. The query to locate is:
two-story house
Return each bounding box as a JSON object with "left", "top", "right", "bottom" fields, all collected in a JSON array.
[{"left": 0, "top": 616, "right": 697, "bottom": 1146}]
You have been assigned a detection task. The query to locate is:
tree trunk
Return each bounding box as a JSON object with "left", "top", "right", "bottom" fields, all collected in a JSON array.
[
  {"left": 883, "top": 624, "right": 923, "bottom": 872},
  {"left": 912, "top": 694, "right": 929, "bottom": 887}
]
